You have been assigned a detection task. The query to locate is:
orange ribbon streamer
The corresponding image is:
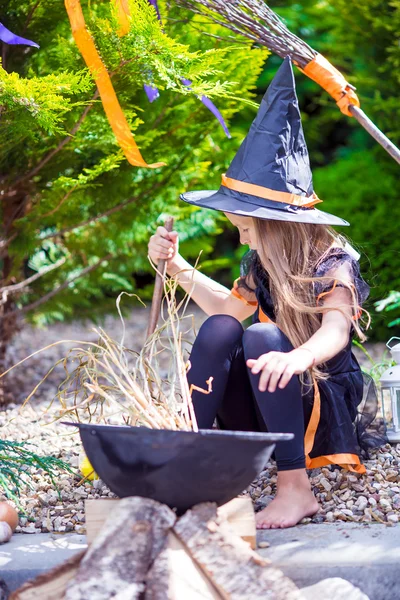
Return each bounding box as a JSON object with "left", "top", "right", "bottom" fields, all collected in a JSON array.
[
  {"left": 300, "top": 53, "right": 360, "bottom": 118},
  {"left": 65, "top": 0, "right": 165, "bottom": 168},
  {"left": 113, "top": 0, "right": 130, "bottom": 37},
  {"left": 221, "top": 174, "right": 322, "bottom": 208}
]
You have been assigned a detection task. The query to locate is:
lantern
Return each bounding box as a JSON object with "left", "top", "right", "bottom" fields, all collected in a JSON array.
[{"left": 380, "top": 337, "right": 400, "bottom": 443}]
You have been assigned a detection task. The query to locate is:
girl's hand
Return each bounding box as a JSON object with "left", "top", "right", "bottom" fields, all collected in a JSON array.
[
  {"left": 148, "top": 225, "right": 179, "bottom": 269},
  {"left": 246, "top": 348, "right": 314, "bottom": 393}
]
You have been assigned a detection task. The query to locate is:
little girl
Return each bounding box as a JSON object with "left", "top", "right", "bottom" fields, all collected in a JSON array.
[{"left": 148, "top": 58, "right": 385, "bottom": 529}]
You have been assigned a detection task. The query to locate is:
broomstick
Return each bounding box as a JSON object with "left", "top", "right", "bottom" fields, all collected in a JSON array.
[
  {"left": 178, "top": 0, "right": 400, "bottom": 166},
  {"left": 147, "top": 216, "right": 175, "bottom": 338}
]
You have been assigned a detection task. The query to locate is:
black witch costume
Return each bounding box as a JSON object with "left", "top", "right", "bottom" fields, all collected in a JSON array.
[
  {"left": 181, "top": 57, "right": 386, "bottom": 473},
  {"left": 230, "top": 247, "right": 386, "bottom": 473}
]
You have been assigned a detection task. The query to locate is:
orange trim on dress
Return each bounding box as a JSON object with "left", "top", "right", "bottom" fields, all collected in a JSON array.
[
  {"left": 258, "top": 306, "right": 274, "bottom": 324},
  {"left": 316, "top": 279, "right": 363, "bottom": 321},
  {"left": 303, "top": 383, "right": 365, "bottom": 473},
  {"left": 230, "top": 278, "right": 258, "bottom": 307},
  {"left": 306, "top": 454, "right": 366, "bottom": 474},
  {"left": 221, "top": 174, "right": 322, "bottom": 208},
  {"left": 304, "top": 380, "right": 321, "bottom": 457},
  {"left": 113, "top": 0, "right": 130, "bottom": 36}
]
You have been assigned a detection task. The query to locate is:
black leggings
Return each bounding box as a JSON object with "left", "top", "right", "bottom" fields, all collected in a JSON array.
[{"left": 187, "top": 315, "right": 314, "bottom": 471}]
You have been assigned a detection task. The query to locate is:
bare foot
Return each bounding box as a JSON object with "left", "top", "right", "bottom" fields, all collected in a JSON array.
[{"left": 256, "top": 469, "right": 319, "bottom": 529}]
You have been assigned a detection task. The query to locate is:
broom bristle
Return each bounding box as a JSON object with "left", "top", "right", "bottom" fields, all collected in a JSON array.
[
  {"left": 3, "top": 264, "right": 208, "bottom": 432},
  {"left": 177, "top": 0, "right": 316, "bottom": 67}
]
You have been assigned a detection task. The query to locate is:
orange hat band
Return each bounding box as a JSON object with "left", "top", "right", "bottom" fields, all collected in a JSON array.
[{"left": 221, "top": 175, "right": 322, "bottom": 209}]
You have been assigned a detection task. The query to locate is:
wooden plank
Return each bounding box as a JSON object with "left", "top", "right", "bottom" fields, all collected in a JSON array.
[
  {"left": 85, "top": 498, "right": 118, "bottom": 545},
  {"left": 85, "top": 496, "right": 256, "bottom": 548},
  {"left": 145, "top": 531, "right": 223, "bottom": 599},
  {"left": 218, "top": 497, "right": 256, "bottom": 549}
]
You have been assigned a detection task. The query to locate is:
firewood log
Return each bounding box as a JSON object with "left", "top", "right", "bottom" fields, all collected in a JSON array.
[
  {"left": 65, "top": 497, "right": 176, "bottom": 600},
  {"left": 174, "top": 503, "right": 301, "bottom": 600},
  {"left": 145, "top": 531, "right": 223, "bottom": 600}
]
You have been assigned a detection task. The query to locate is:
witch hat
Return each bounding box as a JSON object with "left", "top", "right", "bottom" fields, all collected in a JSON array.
[{"left": 180, "top": 57, "right": 348, "bottom": 227}]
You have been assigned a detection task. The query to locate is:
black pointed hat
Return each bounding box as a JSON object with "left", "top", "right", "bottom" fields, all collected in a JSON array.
[{"left": 180, "top": 57, "right": 348, "bottom": 227}]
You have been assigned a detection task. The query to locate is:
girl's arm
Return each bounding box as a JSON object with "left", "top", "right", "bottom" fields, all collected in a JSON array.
[
  {"left": 298, "top": 286, "right": 352, "bottom": 365},
  {"left": 167, "top": 254, "right": 256, "bottom": 322},
  {"left": 247, "top": 286, "right": 353, "bottom": 393},
  {"left": 149, "top": 225, "right": 255, "bottom": 321}
]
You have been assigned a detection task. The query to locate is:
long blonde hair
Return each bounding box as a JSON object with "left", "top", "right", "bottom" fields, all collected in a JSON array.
[{"left": 252, "top": 219, "right": 369, "bottom": 380}]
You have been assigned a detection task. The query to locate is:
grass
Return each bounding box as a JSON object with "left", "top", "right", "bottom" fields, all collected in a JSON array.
[{"left": 353, "top": 339, "right": 395, "bottom": 384}]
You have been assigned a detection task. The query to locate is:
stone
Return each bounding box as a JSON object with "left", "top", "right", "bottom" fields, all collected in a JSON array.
[
  {"left": 320, "top": 478, "right": 332, "bottom": 492},
  {"left": 347, "top": 476, "right": 358, "bottom": 484},
  {"left": 387, "top": 514, "right": 399, "bottom": 524},
  {"left": 379, "top": 498, "right": 391, "bottom": 510},
  {"left": 21, "top": 525, "right": 38, "bottom": 534},
  {"left": 355, "top": 496, "right": 368, "bottom": 511},
  {"left": 325, "top": 511, "right": 334, "bottom": 522},
  {"left": 300, "top": 577, "right": 369, "bottom": 600}
]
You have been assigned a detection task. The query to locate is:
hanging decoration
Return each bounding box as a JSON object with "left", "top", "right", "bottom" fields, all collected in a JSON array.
[
  {"left": 0, "top": 22, "right": 39, "bottom": 47},
  {"left": 64, "top": 0, "right": 165, "bottom": 168},
  {"left": 123, "top": 0, "right": 231, "bottom": 138},
  {"left": 181, "top": 78, "right": 231, "bottom": 138}
]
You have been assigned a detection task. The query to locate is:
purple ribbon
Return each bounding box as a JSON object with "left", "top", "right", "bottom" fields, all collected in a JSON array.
[
  {"left": 148, "top": 0, "right": 162, "bottom": 22},
  {"left": 144, "top": 83, "right": 160, "bottom": 103},
  {"left": 143, "top": 1, "right": 231, "bottom": 138},
  {"left": 0, "top": 22, "right": 39, "bottom": 48},
  {"left": 181, "top": 78, "right": 231, "bottom": 139}
]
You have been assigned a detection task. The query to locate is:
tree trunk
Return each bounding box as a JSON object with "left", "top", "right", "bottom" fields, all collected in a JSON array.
[{"left": 0, "top": 191, "right": 26, "bottom": 406}]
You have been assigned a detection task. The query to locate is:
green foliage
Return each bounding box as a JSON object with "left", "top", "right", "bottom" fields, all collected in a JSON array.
[
  {"left": 310, "top": 0, "right": 400, "bottom": 340},
  {"left": 352, "top": 339, "right": 394, "bottom": 384},
  {"left": 0, "top": 65, "right": 92, "bottom": 156},
  {"left": 375, "top": 291, "right": 400, "bottom": 328},
  {"left": 0, "top": 439, "right": 75, "bottom": 509},
  {"left": 256, "top": 0, "right": 400, "bottom": 341},
  {"left": 1, "top": 0, "right": 267, "bottom": 329},
  {"left": 2, "top": 0, "right": 399, "bottom": 343},
  {"left": 313, "top": 150, "right": 400, "bottom": 339}
]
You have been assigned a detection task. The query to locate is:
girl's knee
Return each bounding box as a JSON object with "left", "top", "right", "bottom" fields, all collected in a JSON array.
[
  {"left": 243, "top": 322, "right": 291, "bottom": 355},
  {"left": 195, "top": 314, "right": 244, "bottom": 350}
]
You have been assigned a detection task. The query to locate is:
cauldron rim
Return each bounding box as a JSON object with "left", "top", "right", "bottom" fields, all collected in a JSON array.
[{"left": 61, "top": 422, "right": 294, "bottom": 443}]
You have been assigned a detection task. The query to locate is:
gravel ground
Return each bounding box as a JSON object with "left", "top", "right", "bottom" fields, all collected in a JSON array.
[{"left": 1, "top": 304, "right": 397, "bottom": 533}]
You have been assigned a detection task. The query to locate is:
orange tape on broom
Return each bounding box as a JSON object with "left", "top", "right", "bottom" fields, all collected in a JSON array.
[
  {"left": 65, "top": 0, "right": 165, "bottom": 168},
  {"left": 299, "top": 53, "right": 360, "bottom": 118}
]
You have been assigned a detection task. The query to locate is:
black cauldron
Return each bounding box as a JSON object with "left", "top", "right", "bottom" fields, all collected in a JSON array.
[{"left": 65, "top": 423, "right": 293, "bottom": 513}]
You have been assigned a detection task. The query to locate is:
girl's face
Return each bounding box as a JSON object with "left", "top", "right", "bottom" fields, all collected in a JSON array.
[{"left": 224, "top": 212, "right": 258, "bottom": 250}]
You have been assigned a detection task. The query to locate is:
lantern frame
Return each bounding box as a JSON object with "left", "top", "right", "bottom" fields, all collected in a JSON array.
[{"left": 380, "top": 337, "right": 400, "bottom": 443}]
